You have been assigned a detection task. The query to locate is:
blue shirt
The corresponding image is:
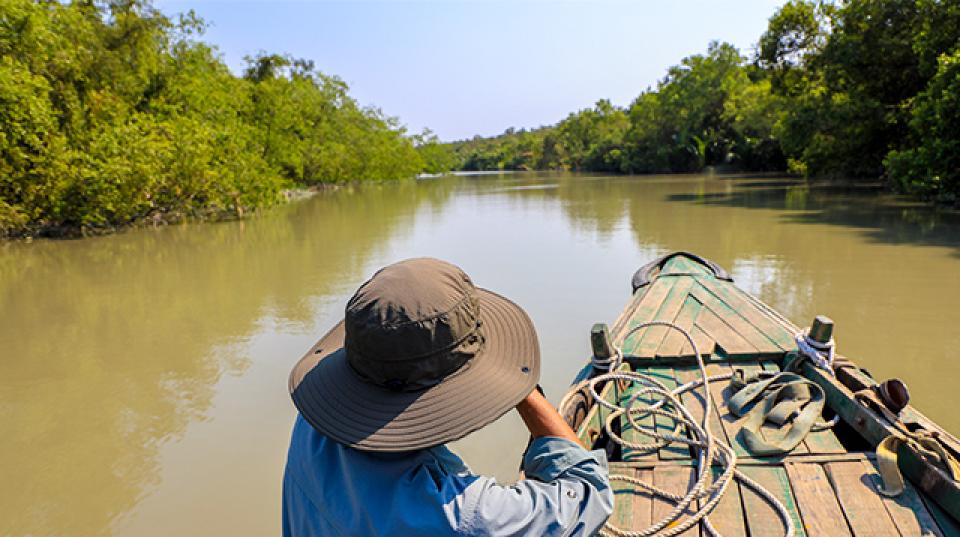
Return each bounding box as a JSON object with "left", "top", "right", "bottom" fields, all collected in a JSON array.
[{"left": 282, "top": 414, "right": 613, "bottom": 536}]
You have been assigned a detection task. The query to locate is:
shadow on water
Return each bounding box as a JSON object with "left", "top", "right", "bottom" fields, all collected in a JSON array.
[{"left": 664, "top": 178, "right": 960, "bottom": 257}]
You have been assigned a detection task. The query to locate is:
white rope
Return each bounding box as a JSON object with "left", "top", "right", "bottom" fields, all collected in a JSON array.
[
  {"left": 795, "top": 331, "right": 835, "bottom": 373},
  {"left": 559, "top": 321, "right": 795, "bottom": 537},
  {"left": 591, "top": 346, "right": 623, "bottom": 372},
  {"left": 794, "top": 331, "right": 841, "bottom": 429}
]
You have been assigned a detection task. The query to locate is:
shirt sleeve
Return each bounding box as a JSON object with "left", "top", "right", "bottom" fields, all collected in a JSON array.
[{"left": 460, "top": 437, "right": 613, "bottom": 537}]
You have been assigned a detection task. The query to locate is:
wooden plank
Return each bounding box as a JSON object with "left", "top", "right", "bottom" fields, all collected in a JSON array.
[
  {"left": 610, "top": 452, "right": 875, "bottom": 470},
  {"left": 691, "top": 284, "right": 780, "bottom": 356},
  {"left": 645, "top": 365, "right": 690, "bottom": 460},
  {"left": 693, "top": 305, "right": 757, "bottom": 356},
  {"left": 621, "top": 278, "right": 676, "bottom": 356},
  {"left": 610, "top": 468, "right": 654, "bottom": 534},
  {"left": 635, "top": 277, "right": 696, "bottom": 358},
  {"left": 826, "top": 460, "right": 900, "bottom": 536},
  {"left": 738, "top": 453, "right": 872, "bottom": 466},
  {"left": 798, "top": 360, "right": 960, "bottom": 520},
  {"left": 661, "top": 254, "right": 711, "bottom": 276},
  {"left": 702, "top": 362, "right": 734, "bottom": 447},
  {"left": 784, "top": 463, "right": 852, "bottom": 537},
  {"left": 611, "top": 289, "right": 647, "bottom": 337},
  {"left": 696, "top": 276, "right": 795, "bottom": 351},
  {"left": 861, "top": 458, "right": 944, "bottom": 537},
  {"left": 659, "top": 295, "right": 703, "bottom": 358},
  {"left": 740, "top": 464, "right": 806, "bottom": 537},
  {"left": 705, "top": 465, "right": 748, "bottom": 537},
  {"left": 621, "top": 375, "right": 659, "bottom": 462},
  {"left": 687, "top": 325, "right": 716, "bottom": 358},
  {"left": 673, "top": 364, "right": 728, "bottom": 454},
  {"left": 652, "top": 465, "right": 699, "bottom": 537}
]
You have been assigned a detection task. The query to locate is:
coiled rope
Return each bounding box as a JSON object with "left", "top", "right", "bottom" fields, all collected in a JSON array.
[{"left": 559, "top": 321, "right": 795, "bottom": 537}]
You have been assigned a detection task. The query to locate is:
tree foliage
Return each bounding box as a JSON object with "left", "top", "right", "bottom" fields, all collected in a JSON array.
[
  {"left": 447, "top": 0, "right": 960, "bottom": 203},
  {"left": 448, "top": 42, "right": 786, "bottom": 176},
  {"left": 0, "top": 0, "right": 423, "bottom": 236}
]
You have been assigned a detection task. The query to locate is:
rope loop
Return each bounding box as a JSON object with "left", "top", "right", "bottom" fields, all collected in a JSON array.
[{"left": 559, "top": 321, "right": 795, "bottom": 537}]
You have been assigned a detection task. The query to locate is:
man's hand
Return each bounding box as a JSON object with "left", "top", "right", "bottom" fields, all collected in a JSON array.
[{"left": 516, "top": 388, "right": 583, "bottom": 446}]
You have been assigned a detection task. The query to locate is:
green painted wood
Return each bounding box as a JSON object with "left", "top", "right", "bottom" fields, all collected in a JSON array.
[
  {"left": 621, "top": 372, "right": 660, "bottom": 462},
  {"left": 674, "top": 363, "right": 731, "bottom": 449},
  {"left": 783, "top": 462, "right": 852, "bottom": 537},
  {"left": 689, "top": 325, "right": 716, "bottom": 358},
  {"left": 707, "top": 465, "right": 748, "bottom": 536},
  {"left": 696, "top": 277, "right": 795, "bottom": 351},
  {"left": 611, "top": 467, "right": 654, "bottom": 533},
  {"left": 658, "top": 295, "right": 703, "bottom": 358},
  {"left": 703, "top": 362, "right": 735, "bottom": 447},
  {"left": 691, "top": 284, "right": 781, "bottom": 356},
  {"left": 661, "top": 254, "right": 710, "bottom": 276},
  {"left": 635, "top": 277, "right": 696, "bottom": 358},
  {"left": 621, "top": 278, "right": 676, "bottom": 357},
  {"left": 741, "top": 464, "right": 807, "bottom": 537},
  {"left": 693, "top": 304, "right": 758, "bottom": 356},
  {"left": 651, "top": 466, "right": 700, "bottom": 537},
  {"left": 611, "top": 289, "right": 648, "bottom": 336},
  {"left": 644, "top": 364, "right": 690, "bottom": 460}
]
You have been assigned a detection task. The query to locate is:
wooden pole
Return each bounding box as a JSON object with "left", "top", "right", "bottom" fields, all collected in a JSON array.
[
  {"left": 591, "top": 323, "right": 613, "bottom": 362},
  {"left": 809, "top": 315, "right": 834, "bottom": 343}
]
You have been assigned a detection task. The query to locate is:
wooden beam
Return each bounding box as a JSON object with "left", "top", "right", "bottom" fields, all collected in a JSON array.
[{"left": 800, "top": 360, "right": 960, "bottom": 521}]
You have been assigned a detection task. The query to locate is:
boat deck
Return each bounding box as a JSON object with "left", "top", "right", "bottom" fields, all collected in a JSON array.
[{"left": 574, "top": 255, "right": 960, "bottom": 536}]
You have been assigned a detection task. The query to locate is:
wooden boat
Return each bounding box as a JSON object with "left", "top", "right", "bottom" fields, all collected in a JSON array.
[{"left": 558, "top": 252, "right": 960, "bottom": 536}]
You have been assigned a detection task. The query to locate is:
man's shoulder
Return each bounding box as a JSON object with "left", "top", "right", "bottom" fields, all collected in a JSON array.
[{"left": 287, "top": 413, "right": 472, "bottom": 479}]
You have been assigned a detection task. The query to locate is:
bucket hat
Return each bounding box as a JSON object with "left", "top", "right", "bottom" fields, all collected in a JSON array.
[{"left": 288, "top": 258, "right": 541, "bottom": 452}]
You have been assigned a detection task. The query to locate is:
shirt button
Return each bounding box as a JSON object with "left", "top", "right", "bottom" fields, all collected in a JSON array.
[{"left": 566, "top": 490, "right": 577, "bottom": 499}]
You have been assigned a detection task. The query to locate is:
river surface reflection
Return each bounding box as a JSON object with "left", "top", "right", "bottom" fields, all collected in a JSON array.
[{"left": 2, "top": 173, "right": 959, "bottom": 535}]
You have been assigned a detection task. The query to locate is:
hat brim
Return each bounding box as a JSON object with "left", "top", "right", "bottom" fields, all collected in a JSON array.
[{"left": 288, "top": 288, "right": 541, "bottom": 452}]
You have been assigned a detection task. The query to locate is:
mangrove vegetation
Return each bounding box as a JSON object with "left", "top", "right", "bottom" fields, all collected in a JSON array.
[
  {"left": 446, "top": 0, "right": 960, "bottom": 204},
  {"left": 0, "top": 0, "right": 426, "bottom": 237}
]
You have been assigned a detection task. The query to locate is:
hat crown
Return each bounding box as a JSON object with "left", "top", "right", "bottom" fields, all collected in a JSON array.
[{"left": 344, "top": 258, "right": 483, "bottom": 390}]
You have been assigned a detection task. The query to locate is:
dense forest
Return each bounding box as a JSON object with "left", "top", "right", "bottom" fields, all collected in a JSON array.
[
  {"left": 444, "top": 0, "right": 960, "bottom": 204},
  {"left": 0, "top": 0, "right": 437, "bottom": 237}
]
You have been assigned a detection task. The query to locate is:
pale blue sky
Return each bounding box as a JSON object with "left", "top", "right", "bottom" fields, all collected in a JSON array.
[{"left": 155, "top": 1, "right": 786, "bottom": 141}]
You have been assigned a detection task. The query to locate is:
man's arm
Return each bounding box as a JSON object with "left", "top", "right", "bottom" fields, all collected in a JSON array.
[
  {"left": 515, "top": 388, "right": 582, "bottom": 445},
  {"left": 457, "top": 388, "right": 613, "bottom": 536}
]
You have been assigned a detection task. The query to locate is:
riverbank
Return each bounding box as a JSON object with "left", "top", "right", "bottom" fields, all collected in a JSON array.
[
  {"left": 0, "top": 0, "right": 424, "bottom": 241},
  {"left": 442, "top": 1, "right": 959, "bottom": 204},
  {"left": 2, "top": 185, "right": 344, "bottom": 241}
]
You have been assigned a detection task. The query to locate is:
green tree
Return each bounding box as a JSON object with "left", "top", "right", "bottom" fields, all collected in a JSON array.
[
  {"left": 0, "top": 0, "right": 423, "bottom": 237},
  {"left": 886, "top": 50, "right": 960, "bottom": 202}
]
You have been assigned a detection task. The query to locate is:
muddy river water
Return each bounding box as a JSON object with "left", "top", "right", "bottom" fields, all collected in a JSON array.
[{"left": 3, "top": 172, "right": 959, "bottom": 535}]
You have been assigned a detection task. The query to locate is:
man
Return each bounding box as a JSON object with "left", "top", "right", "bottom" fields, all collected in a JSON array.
[{"left": 283, "top": 258, "right": 613, "bottom": 536}]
